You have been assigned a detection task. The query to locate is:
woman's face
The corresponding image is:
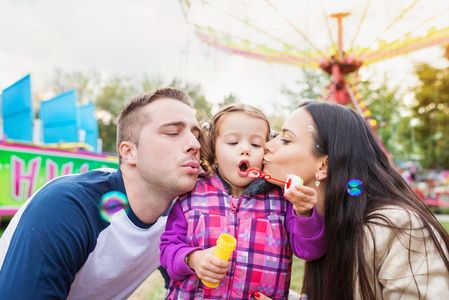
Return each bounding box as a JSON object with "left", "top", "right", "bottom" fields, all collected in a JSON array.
[{"left": 263, "top": 107, "right": 326, "bottom": 188}]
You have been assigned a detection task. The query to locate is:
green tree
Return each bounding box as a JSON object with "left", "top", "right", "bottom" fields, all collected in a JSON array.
[
  {"left": 167, "top": 78, "right": 212, "bottom": 123},
  {"left": 272, "top": 68, "right": 330, "bottom": 133},
  {"left": 281, "top": 68, "right": 330, "bottom": 111},
  {"left": 411, "top": 63, "right": 449, "bottom": 169},
  {"left": 48, "top": 71, "right": 138, "bottom": 153},
  {"left": 42, "top": 71, "right": 212, "bottom": 153},
  {"left": 95, "top": 76, "right": 139, "bottom": 154},
  {"left": 218, "top": 93, "right": 239, "bottom": 108},
  {"left": 281, "top": 68, "right": 416, "bottom": 163},
  {"left": 50, "top": 69, "right": 102, "bottom": 105},
  {"left": 355, "top": 78, "right": 413, "bottom": 161}
]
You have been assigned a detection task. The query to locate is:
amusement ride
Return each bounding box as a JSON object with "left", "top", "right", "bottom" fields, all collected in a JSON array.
[{"left": 178, "top": 0, "right": 449, "bottom": 135}]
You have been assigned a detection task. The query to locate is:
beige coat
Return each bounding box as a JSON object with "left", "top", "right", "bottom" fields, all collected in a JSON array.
[{"left": 356, "top": 206, "right": 449, "bottom": 299}]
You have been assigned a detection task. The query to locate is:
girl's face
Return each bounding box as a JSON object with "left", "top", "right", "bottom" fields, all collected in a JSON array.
[
  {"left": 263, "top": 107, "right": 326, "bottom": 188},
  {"left": 215, "top": 112, "right": 268, "bottom": 197}
]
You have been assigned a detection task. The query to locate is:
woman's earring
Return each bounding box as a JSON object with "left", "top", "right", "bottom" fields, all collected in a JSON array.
[{"left": 315, "top": 176, "right": 320, "bottom": 187}]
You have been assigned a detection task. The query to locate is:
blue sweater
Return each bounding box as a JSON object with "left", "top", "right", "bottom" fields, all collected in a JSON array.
[{"left": 0, "top": 168, "right": 166, "bottom": 299}]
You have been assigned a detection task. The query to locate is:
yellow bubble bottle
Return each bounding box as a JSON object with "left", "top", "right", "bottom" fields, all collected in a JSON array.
[{"left": 201, "top": 233, "right": 237, "bottom": 288}]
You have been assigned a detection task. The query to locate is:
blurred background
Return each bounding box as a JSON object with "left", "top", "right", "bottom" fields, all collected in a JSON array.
[{"left": 2, "top": 1, "right": 449, "bottom": 298}]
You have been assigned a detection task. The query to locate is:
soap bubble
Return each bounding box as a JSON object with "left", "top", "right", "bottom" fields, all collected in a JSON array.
[
  {"left": 346, "top": 179, "right": 363, "bottom": 196},
  {"left": 99, "top": 191, "right": 129, "bottom": 221}
]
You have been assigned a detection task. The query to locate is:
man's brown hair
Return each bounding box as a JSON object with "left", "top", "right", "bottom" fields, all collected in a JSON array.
[{"left": 116, "top": 87, "right": 191, "bottom": 163}]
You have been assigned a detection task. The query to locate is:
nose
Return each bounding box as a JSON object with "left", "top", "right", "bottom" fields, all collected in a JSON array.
[
  {"left": 240, "top": 144, "right": 250, "bottom": 156},
  {"left": 186, "top": 133, "right": 200, "bottom": 155},
  {"left": 264, "top": 139, "right": 274, "bottom": 154}
]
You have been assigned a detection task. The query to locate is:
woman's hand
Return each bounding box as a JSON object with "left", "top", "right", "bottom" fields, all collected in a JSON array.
[
  {"left": 284, "top": 184, "right": 318, "bottom": 217},
  {"left": 187, "top": 247, "right": 230, "bottom": 285}
]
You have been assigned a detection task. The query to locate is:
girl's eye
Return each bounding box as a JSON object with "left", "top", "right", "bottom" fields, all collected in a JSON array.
[
  {"left": 280, "top": 138, "right": 291, "bottom": 145},
  {"left": 166, "top": 132, "right": 179, "bottom": 136},
  {"left": 228, "top": 142, "right": 238, "bottom": 145},
  {"left": 251, "top": 144, "right": 261, "bottom": 148}
]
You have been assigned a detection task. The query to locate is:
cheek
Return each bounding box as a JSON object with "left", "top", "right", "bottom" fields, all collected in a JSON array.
[
  {"left": 253, "top": 149, "right": 265, "bottom": 166},
  {"left": 215, "top": 147, "right": 229, "bottom": 165},
  {"left": 274, "top": 148, "right": 294, "bottom": 165},
  {"left": 295, "top": 157, "right": 319, "bottom": 185},
  {"left": 277, "top": 149, "right": 305, "bottom": 175}
]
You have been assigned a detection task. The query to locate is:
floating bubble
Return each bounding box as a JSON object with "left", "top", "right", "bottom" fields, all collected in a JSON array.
[
  {"left": 99, "top": 191, "right": 129, "bottom": 221},
  {"left": 307, "top": 125, "right": 314, "bottom": 131},
  {"left": 346, "top": 179, "right": 363, "bottom": 196}
]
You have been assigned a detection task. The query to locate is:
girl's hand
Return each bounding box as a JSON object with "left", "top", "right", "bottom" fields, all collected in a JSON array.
[
  {"left": 254, "top": 292, "right": 272, "bottom": 299},
  {"left": 284, "top": 184, "right": 318, "bottom": 217},
  {"left": 188, "top": 247, "right": 230, "bottom": 285}
]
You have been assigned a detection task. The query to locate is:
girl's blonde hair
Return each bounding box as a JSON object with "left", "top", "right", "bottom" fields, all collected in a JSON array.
[{"left": 200, "top": 103, "right": 270, "bottom": 173}]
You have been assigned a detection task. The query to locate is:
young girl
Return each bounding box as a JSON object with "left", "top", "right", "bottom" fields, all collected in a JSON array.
[{"left": 160, "top": 103, "right": 326, "bottom": 299}]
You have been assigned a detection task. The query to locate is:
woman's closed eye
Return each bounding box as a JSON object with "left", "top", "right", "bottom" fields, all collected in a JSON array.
[{"left": 280, "top": 138, "right": 291, "bottom": 145}]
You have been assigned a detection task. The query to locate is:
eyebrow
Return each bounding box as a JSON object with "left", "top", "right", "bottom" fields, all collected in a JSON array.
[{"left": 281, "top": 128, "right": 297, "bottom": 138}]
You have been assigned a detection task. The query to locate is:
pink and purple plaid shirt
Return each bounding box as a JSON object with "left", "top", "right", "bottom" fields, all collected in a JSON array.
[{"left": 160, "top": 173, "right": 325, "bottom": 300}]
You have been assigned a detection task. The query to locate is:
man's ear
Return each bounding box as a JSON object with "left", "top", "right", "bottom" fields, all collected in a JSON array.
[
  {"left": 119, "top": 141, "right": 137, "bottom": 166},
  {"left": 316, "top": 155, "right": 328, "bottom": 180}
]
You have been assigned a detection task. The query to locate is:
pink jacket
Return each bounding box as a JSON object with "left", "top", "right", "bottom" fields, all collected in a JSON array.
[{"left": 160, "top": 173, "right": 325, "bottom": 299}]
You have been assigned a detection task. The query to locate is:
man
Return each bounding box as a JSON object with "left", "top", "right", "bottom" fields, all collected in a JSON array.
[{"left": 0, "top": 87, "right": 201, "bottom": 299}]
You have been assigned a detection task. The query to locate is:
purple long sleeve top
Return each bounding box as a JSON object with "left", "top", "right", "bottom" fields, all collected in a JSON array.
[{"left": 160, "top": 173, "right": 325, "bottom": 299}]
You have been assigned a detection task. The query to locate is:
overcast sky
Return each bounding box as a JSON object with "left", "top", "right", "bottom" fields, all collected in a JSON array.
[{"left": 2, "top": 0, "right": 448, "bottom": 115}]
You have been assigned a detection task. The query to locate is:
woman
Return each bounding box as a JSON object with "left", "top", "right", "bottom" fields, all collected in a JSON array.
[{"left": 258, "top": 101, "right": 449, "bottom": 299}]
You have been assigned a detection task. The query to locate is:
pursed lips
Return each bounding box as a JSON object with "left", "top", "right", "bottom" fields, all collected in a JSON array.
[
  {"left": 182, "top": 160, "right": 200, "bottom": 174},
  {"left": 238, "top": 159, "right": 250, "bottom": 176}
]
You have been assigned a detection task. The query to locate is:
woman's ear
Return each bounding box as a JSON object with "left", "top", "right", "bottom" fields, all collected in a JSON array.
[
  {"left": 316, "top": 155, "right": 328, "bottom": 180},
  {"left": 119, "top": 141, "right": 137, "bottom": 166}
]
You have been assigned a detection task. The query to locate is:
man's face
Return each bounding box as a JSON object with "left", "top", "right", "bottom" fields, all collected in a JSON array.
[{"left": 135, "top": 99, "right": 200, "bottom": 198}]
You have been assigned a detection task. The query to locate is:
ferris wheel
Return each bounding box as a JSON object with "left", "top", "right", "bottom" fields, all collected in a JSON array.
[{"left": 178, "top": 0, "right": 449, "bottom": 142}]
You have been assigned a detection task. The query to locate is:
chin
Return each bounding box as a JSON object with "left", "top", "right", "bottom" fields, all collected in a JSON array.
[
  {"left": 181, "top": 178, "right": 196, "bottom": 189},
  {"left": 187, "top": 178, "right": 199, "bottom": 190},
  {"left": 173, "top": 178, "right": 197, "bottom": 195}
]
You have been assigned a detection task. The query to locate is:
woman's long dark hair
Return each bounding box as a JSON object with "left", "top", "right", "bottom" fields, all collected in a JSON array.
[{"left": 300, "top": 101, "right": 449, "bottom": 299}]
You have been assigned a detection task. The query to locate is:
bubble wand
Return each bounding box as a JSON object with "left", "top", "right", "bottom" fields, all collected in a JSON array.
[{"left": 247, "top": 167, "right": 303, "bottom": 193}]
